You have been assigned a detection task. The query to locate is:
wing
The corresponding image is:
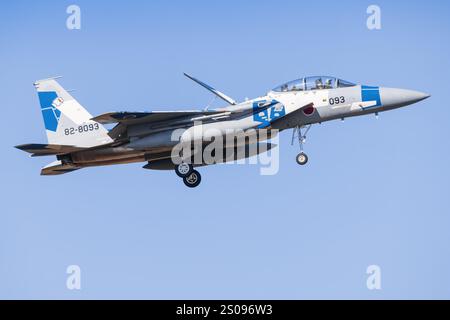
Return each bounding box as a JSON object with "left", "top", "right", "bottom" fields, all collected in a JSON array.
[{"left": 91, "top": 110, "right": 230, "bottom": 125}]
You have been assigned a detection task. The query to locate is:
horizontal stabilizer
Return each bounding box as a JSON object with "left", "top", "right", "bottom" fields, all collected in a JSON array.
[
  {"left": 41, "top": 160, "right": 80, "bottom": 175},
  {"left": 15, "top": 143, "right": 86, "bottom": 156}
]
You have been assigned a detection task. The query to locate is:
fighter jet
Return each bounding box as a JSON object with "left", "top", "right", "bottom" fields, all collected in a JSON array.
[{"left": 16, "top": 74, "right": 430, "bottom": 188}]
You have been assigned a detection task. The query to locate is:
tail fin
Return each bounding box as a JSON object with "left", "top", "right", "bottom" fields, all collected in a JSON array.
[{"left": 34, "top": 78, "right": 113, "bottom": 147}]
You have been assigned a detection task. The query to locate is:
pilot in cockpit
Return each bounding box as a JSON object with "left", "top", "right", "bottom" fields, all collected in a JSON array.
[{"left": 315, "top": 78, "right": 324, "bottom": 90}]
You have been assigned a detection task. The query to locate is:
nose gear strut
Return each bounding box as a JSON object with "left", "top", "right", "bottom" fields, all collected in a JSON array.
[{"left": 291, "top": 125, "right": 311, "bottom": 166}]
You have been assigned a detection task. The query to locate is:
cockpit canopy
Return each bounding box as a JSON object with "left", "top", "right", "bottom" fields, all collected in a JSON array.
[{"left": 272, "top": 76, "right": 356, "bottom": 92}]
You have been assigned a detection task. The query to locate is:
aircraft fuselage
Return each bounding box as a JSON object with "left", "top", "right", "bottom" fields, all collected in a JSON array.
[{"left": 17, "top": 75, "right": 430, "bottom": 186}]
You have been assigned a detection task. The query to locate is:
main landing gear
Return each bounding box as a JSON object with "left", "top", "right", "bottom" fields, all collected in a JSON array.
[
  {"left": 292, "top": 125, "right": 311, "bottom": 166},
  {"left": 175, "top": 163, "right": 202, "bottom": 188},
  {"left": 175, "top": 162, "right": 193, "bottom": 178}
]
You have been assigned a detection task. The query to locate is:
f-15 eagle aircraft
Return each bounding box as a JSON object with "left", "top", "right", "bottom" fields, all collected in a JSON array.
[{"left": 16, "top": 74, "right": 430, "bottom": 188}]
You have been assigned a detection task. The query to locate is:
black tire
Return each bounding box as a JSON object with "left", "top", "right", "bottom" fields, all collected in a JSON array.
[
  {"left": 175, "top": 162, "right": 193, "bottom": 178},
  {"left": 183, "top": 170, "right": 201, "bottom": 188},
  {"left": 296, "top": 152, "right": 308, "bottom": 165}
]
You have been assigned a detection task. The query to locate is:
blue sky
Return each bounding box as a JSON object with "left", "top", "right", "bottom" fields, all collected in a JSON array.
[{"left": 1, "top": 0, "right": 449, "bottom": 299}]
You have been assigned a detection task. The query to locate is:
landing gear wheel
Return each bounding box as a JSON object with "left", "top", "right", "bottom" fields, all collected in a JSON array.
[
  {"left": 292, "top": 125, "right": 312, "bottom": 166},
  {"left": 175, "top": 162, "right": 193, "bottom": 178},
  {"left": 183, "top": 170, "right": 201, "bottom": 188},
  {"left": 296, "top": 153, "right": 308, "bottom": 166}
]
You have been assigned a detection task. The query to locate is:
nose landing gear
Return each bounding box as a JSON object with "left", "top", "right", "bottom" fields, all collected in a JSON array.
[
  {"left": 296, "top": 152, "right": 308, "bottom": 165},
  {"left": 292, "top": 125, "right": 311, "bottom": 166}
]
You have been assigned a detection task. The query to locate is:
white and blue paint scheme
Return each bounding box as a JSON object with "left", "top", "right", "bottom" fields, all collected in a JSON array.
[{"left": 16, "top": 74, "right": 430, "bottom": 188}]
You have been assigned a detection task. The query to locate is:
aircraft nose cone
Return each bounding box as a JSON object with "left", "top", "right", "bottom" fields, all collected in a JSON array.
[{"left": 380, "top": 88, "right": 430, "bottom": 109}]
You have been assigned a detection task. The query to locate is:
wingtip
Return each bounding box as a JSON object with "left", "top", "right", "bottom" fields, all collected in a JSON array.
[{"left": 14, "top": 144, "right": 26, "bottom": 151}]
